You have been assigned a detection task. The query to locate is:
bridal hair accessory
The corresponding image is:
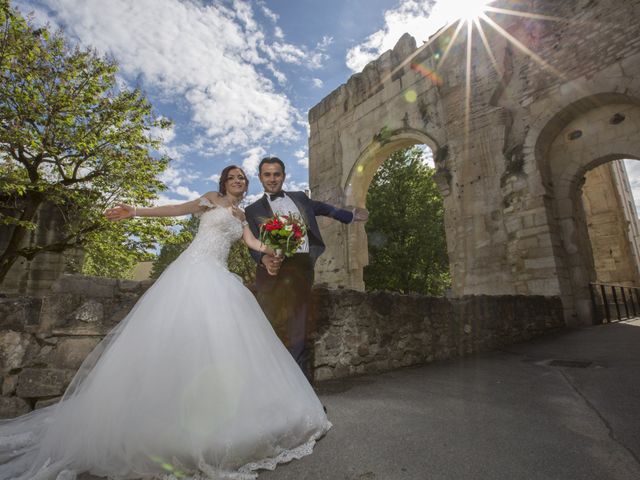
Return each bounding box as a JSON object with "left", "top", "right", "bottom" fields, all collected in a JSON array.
[{"left": 259, "top": 212, "right": 306, "bottom": 257}]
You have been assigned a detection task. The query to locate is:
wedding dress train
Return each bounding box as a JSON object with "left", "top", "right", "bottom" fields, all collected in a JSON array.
[{"left": 0, "top": 198, "right": 330, "bottom": 479}]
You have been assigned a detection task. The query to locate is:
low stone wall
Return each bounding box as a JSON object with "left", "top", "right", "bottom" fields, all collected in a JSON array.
[
  {"left": 0, "top": 275, "right": 153, "bottom": 418},
  {"left": 311, "top": 288, "right": 565, "bottom": 381},
  {"left": 0, "top": 274, "right": 565, "bottom": 418}
]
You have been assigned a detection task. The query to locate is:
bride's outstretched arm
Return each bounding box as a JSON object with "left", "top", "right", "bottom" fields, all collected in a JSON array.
[
  {"left": 105, "top": 198, "right": 204, "bottom": 221},
  {"left": 242, "top": 226, "right": 276, "bottom": 256}
]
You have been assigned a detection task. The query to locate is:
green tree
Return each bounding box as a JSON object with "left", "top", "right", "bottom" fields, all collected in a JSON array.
[
  {"left": 151, "top": 215, "right": 257, "bottom": 285},
  {"left": 228, "top": 240, "right": 257, "bottom": 286},
  {"left": 0, "top": 1, "right": 176, "bottom": 281},
  {"left": 364, "top": 146, "right": 450, "bottom": 295},
  {"left": 150, "top": 216, "right": 199, "bottom": 279}
]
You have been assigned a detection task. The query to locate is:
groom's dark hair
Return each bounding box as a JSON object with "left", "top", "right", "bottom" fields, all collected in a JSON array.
[{"left": 259, "top": 156, "right": 286, "bottom": 175}]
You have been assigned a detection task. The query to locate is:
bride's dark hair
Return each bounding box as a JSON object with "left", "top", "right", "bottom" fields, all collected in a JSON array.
[{"left": 218, "top": 165, "right": 249, "bottom": 196}]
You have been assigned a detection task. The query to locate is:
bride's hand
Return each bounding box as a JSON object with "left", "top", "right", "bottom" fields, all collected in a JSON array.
[
  {"left": 105, "top": 204, "right": 135, "bottom": 221},
  {"left": 261, "top": 245, "right": 280, "bottom": 258}
]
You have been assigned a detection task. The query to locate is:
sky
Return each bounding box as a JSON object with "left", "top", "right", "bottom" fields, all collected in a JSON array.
[
  {"left": 12, "top": 0, "right": 640, "bottom": 212},
  {"left": 13, "top": 0, "right": 454, "bottom": 207}
]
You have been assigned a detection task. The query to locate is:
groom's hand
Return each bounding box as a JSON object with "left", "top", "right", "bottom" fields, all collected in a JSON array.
[
  {"left": 353, "top": 207, "right": 369, "bottom": 222},
  {"left": 261, "top": 254, "right": 282, "bottom": 276}
]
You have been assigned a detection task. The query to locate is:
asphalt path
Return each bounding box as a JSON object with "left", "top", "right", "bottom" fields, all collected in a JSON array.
[
  {"left": 76, "top": 319, "right": 640, "bottom": 480},
  {"left": 262, "top": 319, "right": 640, "bottom": 480}
]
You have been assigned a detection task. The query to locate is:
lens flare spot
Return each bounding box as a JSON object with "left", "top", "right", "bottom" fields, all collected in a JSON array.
[
  {"left": 404, "top": 89, "right": 418, "bottom": 103},
  {"left": 179, "top": 363, "right": 243, "bottom": 437},
  {"left": 149, "top": 456, "right": 187, "bottom": 478},
  {"left": 411, "top": 62, "right": 443, "bottom": 86}
]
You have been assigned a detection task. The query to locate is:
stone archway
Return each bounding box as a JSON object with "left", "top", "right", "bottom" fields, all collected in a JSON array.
[
  {"left": 308, "top": 0, "right": 640, "bottom": 325},
  {"left": 307, "top": 33, "right": 448, "bottom": 292},
  {"left": 341, "top": 129, "right": 441, "bottom": 291},
  {"left": 540, "top": 99, "right": 640, "bottom": 322}
]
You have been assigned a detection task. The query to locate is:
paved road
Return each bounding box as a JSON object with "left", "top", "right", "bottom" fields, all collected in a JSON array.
[
  {"left": 261, "top": 319, "right": 640, "bottom": 480},
  {"left": 77, "top": 319, "right": 640, "bottom": 480}
]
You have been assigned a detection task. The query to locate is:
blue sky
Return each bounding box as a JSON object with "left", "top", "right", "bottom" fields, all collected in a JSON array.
[
  {"left": 14, "top": 0, "right": 457, "bottom": 206},
  {"left": 13, "top": 0, "right": 640, "bottom": 212}
]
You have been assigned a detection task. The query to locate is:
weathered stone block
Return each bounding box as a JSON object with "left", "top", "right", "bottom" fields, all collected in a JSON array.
[
  {"left": 53, "top": 337, "right": 101, "bottom": 370},
  {"left": 72, "top": 300, "right": 104, "bottom": 323},
  {"left": 2, "top": 375, "right": 18, "bottom": 396},
  {"left": 39, "top": 293, "right": 81, "bottom": 331},
  {"left": 117, "top": 279, "right": 141, "bottom": 292},
  {"left": 0, "top": 330, "right": 38, "bottom": 373},
  {"left": 0, "top": 396, "right": 31, "bottom": 419},
  {"left": 314, "top": 366, "right": 333, "bottom": 382},
  {"left": 35, "top": 396, "right": 62, "bottom": 410},
  {"left": 0, "top": 296, "right": 41, "bottom": 331},
  {"left": 51, "top": 274, "right": 117, "bottom": 298},
  {"left": 34, "top": 345, "right": 55, "bottom": 365},
  {"left": 16, "top": 368, "right": 71, "bottom": 398}
]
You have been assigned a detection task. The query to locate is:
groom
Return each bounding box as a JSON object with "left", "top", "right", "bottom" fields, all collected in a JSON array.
[{"left": 245, "top": 156, "right": 368, "bottom": 379}]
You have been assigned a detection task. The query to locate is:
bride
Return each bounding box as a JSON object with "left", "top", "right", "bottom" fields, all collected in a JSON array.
[{"left": 0, "top": 165, "right": 331, "bottom": 480}]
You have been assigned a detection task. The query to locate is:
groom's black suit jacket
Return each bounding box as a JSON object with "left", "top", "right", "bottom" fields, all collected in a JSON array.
[{"left": 244, "top": 191, "right": 354, "bottom": 287}]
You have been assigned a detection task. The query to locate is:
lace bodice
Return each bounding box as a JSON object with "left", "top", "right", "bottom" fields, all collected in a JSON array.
[{"left": 182, "top": 197, "right": 244, "bottom": 267}]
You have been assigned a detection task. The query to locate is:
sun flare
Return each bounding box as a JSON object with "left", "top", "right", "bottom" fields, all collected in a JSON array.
[{"left": 432, "top": 0, "right": 494, "bottom": 25}]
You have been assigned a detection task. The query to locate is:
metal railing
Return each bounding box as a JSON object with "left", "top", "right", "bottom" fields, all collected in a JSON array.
[{"left": 589, "top": 282, "right": 640, "bottom": 324}]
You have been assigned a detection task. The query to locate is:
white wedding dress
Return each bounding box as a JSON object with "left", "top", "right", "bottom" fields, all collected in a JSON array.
[{"left": 0, "top": 198, "right": 331, "bottom": 480}]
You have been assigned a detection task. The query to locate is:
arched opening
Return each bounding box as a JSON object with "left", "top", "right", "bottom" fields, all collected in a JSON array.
[
  {"left": 582, "top": 160, "right": 640, "bottom": 286},
  {"left": 363, "top": 144, "right": 449, "bottom": 295},
  {"left": 541, "top": 98, "right": 640, "bottom": 324},
  {"left": 341, "top": 129, "right": 451, "bottom": 294}
]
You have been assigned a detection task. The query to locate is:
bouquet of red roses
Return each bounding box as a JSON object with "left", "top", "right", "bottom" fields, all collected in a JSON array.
[{"left": 259, "top": 212, "right": 307, "bottom": 257}]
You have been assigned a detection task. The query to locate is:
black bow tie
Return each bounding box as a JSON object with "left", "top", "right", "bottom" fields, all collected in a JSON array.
[{"left": 267, "top": 191, "right": 285, "bottom": 201}]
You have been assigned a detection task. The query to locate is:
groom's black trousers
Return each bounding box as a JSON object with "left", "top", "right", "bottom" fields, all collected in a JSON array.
[{"left": 255, "top": 253, "right": 314, "bottom": 379}]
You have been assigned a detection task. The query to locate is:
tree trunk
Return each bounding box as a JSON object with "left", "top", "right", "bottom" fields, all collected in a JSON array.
[{"left": 0, "top": 195, "right": 42, "bottom": 284}]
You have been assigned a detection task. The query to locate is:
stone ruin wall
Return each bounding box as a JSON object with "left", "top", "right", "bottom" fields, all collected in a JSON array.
[
  {"left": 308, "top": 0, "right": 640, "bottom": 325},
  {"left": 582, "top": 161, "right": 640, "bottom": 286},
  {"left": 0, "top": 201, "right": 83, "bottom": 297},
  {"left": 0, "top": 274, "right": 563, "bottom": 418}
]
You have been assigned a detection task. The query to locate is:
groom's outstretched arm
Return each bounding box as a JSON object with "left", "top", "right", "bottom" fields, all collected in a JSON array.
[{"left": 309, "top": 199, "right": 368, "bottom": 224}]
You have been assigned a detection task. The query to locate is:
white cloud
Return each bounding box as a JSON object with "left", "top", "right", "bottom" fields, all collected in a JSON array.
[
  {"left": 346, "top": 0, "right": 442, "bottom": 72},
  {"left": 624, "top": 159, "right": 640, "bottom": 214},
  {"left": 311, "top": 78, "right": 323, "bottom": 88},
  {"left": 261, "top": 41, "right": 307, "bottom": 65},
  {"left": 415, "top": 144, "right": 434, "bottom": 167},
  {"left": 157, "top": 162, "right": 203, "bottom": 206},
  {"left": 18, "top": 0, "right": 309, "bottom": 153},
  {"left": 208, "top": 173, "right": 221, "bottom": 184},
  {"left": 154, "top": 193, "right": 187, "bottom": 207},
  {"left": 257, "top": 1, "right": 278, "bottom": 23},
  {"left": 175, "top": 185, "right": 201, "bottom": 200},
  {"left": 316, "top": 36, "right": 334, "bottom": 50},
  {"left": 148, "top": 121, "right": 176, "bottom": 144},
  {"left": 158, "top": 166, "right": 183, "bottom": 188},
  {"left": 242, "top": 146, "right": 267, "bottom": 177},
  {"left": 284, "top": 180, "right": 309, "bottom": 192},
  {"left": 242, "top": 192, "right": 265, "bottom": 207},
  {"left": 293, "top": 149, "right": 309, "bottom": 168},
  {"left": 307, "top": 51, "right": 329, "bottom": 70},
  {"left": 267, "top": 64, "right": 288, "bottom": 85}
]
